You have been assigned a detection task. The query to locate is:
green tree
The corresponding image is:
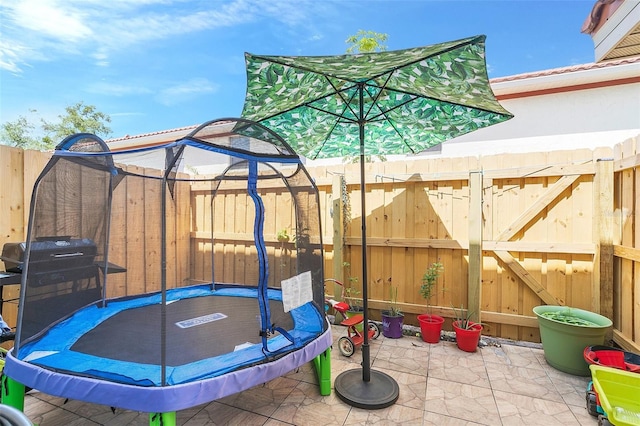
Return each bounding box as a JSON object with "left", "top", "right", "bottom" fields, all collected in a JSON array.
[
  {"left": 1, "top": 102, "right": 112, "bottom": 150},
  {"left": 0, "top": 114, "right": 40, "bottom": 149},
  {"left": 345, "top": 30, "right": 388, "bottom": 54}
]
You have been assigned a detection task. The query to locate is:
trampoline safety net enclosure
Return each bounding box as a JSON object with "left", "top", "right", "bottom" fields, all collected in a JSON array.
[{"left": 3, "top": 118, "right": 331, "bottom": 414}]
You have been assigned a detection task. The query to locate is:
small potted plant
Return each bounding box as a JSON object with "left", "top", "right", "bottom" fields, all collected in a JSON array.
[
  {"left": 342, "top": 262, "right": 364, "bottom": 331},
  {"left": 417, "top": 262, "right": 445, "bottom": 343},
  {"left": 381, "top": 285, "right": 404, "bottom": 338},
  {"left": 452, "top": 305, "right": 483, "bottom": 352}
]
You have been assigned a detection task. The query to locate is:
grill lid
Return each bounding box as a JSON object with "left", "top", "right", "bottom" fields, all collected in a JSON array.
[{"left": 1, "top": 237, "right": 97, "bottom": 273}]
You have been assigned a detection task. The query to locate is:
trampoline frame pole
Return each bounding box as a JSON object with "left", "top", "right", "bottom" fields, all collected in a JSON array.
[{"left": 150, "top": 411, "right": 176, "bottom": 426}]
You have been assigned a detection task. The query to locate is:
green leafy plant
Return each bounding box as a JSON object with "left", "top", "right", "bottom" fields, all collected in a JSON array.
[
  {"left": 343, "top": 286, "right": 362, "bottom": 311},
  {"left": 452, "top": 304, "right": 478, "bottom": 330},
  {"left": 420, "top": 261, "right": 443, "bottom": 314},
  {"left": 342, "top": 262, "right": 362, "bottom": 310},
  {"left": 345, "top": 29, "right": 388, "bottom": 54},
  {"left": 276, "top": 228, "right": 290, "bottom": 243},
  {"left": 539, "top": 309, "right": 598, "bottom": 326},
  {"left": 276, "top": 228, "right": 290, "bottom": 275},
  {"left": 387, "top": 285, "right": 402, "bottom": 317},
  {"left": 343, "top": 261, "right": 358, "bottom": 285}
]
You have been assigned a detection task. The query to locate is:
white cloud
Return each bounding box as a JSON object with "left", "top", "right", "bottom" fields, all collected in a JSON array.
[
  {"left": 92, "top": 48, "right": 110, "bottom": 67},
  {"left": 156, "top": 78, "right": 219, "bottom": 106},
  {"left": 0, "top": 40, "right": 30, "bottom": 73},
  {"left": 0, "top": 0, "right": 333, "bottom": 72},
  {"left": 1, "top": 0, "right": 93, "bottom": 71},
  {"left": 17, "top": 0, "right": 92, "bottom": 40},
  {"left": 86, "top": 81, "right": 154, "bottom": 97},
  {"left": 109, "top": 111, "right": 146, "bottom": 118}
]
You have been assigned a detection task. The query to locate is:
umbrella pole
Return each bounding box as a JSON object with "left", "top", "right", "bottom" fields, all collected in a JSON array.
[
  {"left": 333, "top": 87, "right": 399, "bottom": 409},
  {"left": 359, "top": 136, "right": 371, "bottom": 383}
]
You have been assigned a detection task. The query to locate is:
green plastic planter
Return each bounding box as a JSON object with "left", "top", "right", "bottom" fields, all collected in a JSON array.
[{"left": 533, "top": 305, "right": 612, "bottom": 376}]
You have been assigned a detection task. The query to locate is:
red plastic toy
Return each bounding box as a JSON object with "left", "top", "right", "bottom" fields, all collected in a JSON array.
[{"left": 325, "top": 278, "right": 380, "bottom": 357}]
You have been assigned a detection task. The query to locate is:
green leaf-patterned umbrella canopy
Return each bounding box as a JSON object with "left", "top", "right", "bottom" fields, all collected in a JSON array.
[{"left": 241, "top": 35, "right": 513, "bottom": 160}]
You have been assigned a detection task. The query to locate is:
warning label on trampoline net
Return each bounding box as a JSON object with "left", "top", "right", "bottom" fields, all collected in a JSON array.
[
  {"left": 176, "top": 313, "right": 228, "bottom": 328},
  {"left": 281, "top": 270, "right": 313, "bottom": 313}
]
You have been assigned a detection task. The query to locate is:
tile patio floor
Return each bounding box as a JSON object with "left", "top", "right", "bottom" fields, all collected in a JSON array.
[{"left": 20, "top": 324, "right": 599, "bottom": 425}]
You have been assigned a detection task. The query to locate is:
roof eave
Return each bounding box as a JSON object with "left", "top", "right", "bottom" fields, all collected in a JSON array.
[
  {"left": 592, "top": 0, "right": 640, "bottom": 62},
  {"left": 490, "top": 58, "right": 640, "bottom": 99}
]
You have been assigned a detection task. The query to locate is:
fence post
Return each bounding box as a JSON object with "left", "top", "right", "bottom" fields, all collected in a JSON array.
[
  {"left": 331, "top": 174, "right": 345, "bottom": 298},
  {"left": 468, "top": 171, "right": 483, "bottom": 323},
  {"left": 593, "top": 158, "right": 614, "bottom": 318}
]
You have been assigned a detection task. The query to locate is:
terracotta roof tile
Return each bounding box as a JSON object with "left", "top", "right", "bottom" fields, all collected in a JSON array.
[
  {"left": 108, "top": 124, "right": 199, "bottom": 142},
  {"left": 490, "top": 56, "right": 640, "bottom": 83}
]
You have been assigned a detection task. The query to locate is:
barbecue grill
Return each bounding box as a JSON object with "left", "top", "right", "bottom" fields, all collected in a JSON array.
[
  {"left": 1, "top": 237, "right": 103, "bottom": 339},
  {"left": 2, "top": 237, "right": 98, "bottom": 287},
  {"left": 2, "top": 237, "right": 97, "bottom": 271}
]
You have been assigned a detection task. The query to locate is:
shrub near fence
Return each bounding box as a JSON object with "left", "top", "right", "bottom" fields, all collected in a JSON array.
[{"left": 1, "top": 137, "right": 638, "bottom": 349}]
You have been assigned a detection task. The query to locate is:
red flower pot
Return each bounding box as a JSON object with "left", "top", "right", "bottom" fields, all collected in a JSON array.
[
  {"left": 417, "top": 314, "right": 444, "bottom": 343},
  {"left": 452, "top": 320, "right": 482, "bottom": 352}
]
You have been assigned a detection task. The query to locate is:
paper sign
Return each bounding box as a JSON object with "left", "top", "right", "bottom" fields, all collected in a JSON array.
[{"left": 281, "top": 270, "right": 313, "bottom": 312}]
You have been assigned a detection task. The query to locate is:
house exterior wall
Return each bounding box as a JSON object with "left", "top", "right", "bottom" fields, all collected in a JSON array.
[
  {"left": 400, "top": 58, "right": 640, "bottom": 159},
  {"left": 436, "top": 80, "right": 640, "bottom": 158}
]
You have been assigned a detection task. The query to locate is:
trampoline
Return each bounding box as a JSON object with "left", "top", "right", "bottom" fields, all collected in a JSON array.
[
  {"left": 6, "top": 285, "right": 330, "bottom": 412},
  {"left": 2, "top": 118, "right": 331, "bottom": 421}
]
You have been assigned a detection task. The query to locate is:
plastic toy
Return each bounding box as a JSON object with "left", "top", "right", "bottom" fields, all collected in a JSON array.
[
  {"left": 590, "top": 365, "right": 640, "bottom": 426},
  {"left": 584, "top": 345, "right": 640, "bottom": 423},
  {"left": 325, "top": 279, "right": 380, "bottom": 357}
]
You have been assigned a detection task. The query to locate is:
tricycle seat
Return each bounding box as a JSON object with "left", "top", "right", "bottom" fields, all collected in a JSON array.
[{"left": 340, "top": 314, "right": 363, "bottom": 327}]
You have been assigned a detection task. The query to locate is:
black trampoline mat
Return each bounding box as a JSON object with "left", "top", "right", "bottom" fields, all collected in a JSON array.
[{"left": 71, "top": 295, "right": 294, "bottom": 366}]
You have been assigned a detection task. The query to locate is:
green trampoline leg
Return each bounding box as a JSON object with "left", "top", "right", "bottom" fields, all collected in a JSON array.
[
  {"left": 313, "top": 347, "right": 332, "bottom": 396},
  {"left": 149, "top": 411, "right": 176, "bottom": 426},
  {"left": 1, "top": 375, "right": 26, "bottom": 411}
]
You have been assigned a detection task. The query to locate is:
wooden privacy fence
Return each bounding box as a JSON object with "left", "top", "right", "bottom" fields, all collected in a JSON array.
[
  {"left": 613, "top": 137, "right": 640, "bottom": 353},
  {"left": 0, "top": 137, "right": 638, "bottom": 349},
  {"left": 0, "top": 146, "right": 51, "bottom": 335},
  {"left": 310, "top": 147, "right": 615, "bottom": 343}
]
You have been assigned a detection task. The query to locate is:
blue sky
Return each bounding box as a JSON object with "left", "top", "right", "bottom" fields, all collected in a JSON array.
[{"left": 1, "top": 0, "right": 597, "bottom": 140}]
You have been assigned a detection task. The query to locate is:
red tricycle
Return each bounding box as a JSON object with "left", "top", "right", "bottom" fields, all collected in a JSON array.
[{"left": 325, "top": 278, "right": 380, "bottom": 357}]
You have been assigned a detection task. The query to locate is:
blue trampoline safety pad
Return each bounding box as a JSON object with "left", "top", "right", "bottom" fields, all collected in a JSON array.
[{"left": 15, "top": 285, "right": 325, "bottom": 386}]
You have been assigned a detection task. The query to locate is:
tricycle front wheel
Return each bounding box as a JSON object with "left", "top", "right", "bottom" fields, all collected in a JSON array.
[{"left": 338, "top": 336, "right": 355, "bottom": 357}]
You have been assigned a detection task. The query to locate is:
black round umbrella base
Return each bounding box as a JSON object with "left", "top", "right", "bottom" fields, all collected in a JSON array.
[{"left": 334, "top": 368, "right": 399, "bottom": 409}]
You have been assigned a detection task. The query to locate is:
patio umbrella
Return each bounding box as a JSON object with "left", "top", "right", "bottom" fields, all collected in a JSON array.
[{"left": 241, "top": 34, "right": 513, "bottom": 409}]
